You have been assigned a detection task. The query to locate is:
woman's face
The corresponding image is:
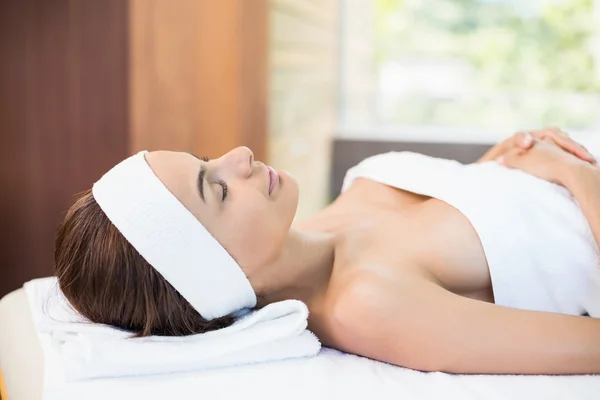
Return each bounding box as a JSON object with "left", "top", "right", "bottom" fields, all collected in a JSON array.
[{"left": 145, "top": 147, "right": 299, "bottom": 276}]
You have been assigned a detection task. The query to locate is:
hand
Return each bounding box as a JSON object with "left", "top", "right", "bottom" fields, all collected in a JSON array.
[
  {"left": 527, "top": 127, "right": 596, "bottom": 165},
  {"left": 497, "top": 138, "right": 592, "bottom": 186},
  {"left": 477, "top": 127, "right": 596, "bottom": 165},
  {"left": 477, "top": 131, "right": 539, "bottom": 163}
]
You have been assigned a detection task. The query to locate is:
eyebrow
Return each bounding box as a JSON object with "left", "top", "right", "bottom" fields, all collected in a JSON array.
[{"left": 197, "top": 165, "right": 207, "bottom": 203}]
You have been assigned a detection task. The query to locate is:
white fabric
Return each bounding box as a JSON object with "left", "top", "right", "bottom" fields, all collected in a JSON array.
[
  {"left": 2, "top": 288, "right": 600, "bottom": 400},
  {"left": 343, "top": 152, "right": 600, "bottom": 316},
  {"left": 92, "top": 150, "right": 256, "bottom": 320},
  {"left": 23, "top": 277, "right": 320, "bottom": 382}
]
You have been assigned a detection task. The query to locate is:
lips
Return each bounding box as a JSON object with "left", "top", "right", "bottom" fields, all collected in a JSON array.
[{"left": 267, "top": 165, "right": 279, "bottom": 195}]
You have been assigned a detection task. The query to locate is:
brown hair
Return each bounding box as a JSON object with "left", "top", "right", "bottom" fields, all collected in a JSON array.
[{"left": 54, "top": 190, "right": 235, "bottom": 337}]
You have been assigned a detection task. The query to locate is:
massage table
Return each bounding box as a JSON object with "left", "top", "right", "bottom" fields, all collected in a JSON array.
[{"left": 2, "top": 286, "right": 600, "bottom": 400}]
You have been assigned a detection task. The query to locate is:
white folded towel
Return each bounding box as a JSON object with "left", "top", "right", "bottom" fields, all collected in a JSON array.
[{"left": 24, "top": 277, "right": 321, "bottom": 381}]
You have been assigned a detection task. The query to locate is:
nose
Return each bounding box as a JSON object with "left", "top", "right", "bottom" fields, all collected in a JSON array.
[{"left": 220, "top": 146, "right": 254, "bottom": 178}]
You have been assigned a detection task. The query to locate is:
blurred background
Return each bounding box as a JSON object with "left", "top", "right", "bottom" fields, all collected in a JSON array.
[
  {"left": 0, "top": 0, "right": 598, "bottom": 297},
  {"left": 343, "top": 0, "right": 600, "bottom": 132}
]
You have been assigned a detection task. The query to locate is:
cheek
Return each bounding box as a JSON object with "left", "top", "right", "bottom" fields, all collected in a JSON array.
[{"left": 219, "top": 197, "right": 286, "bottom": 266}]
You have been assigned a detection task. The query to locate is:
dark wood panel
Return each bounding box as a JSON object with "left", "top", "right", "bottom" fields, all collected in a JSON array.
[
  {"left": 330, "top": 139, "right": 492, "bottom": 201},
  {"left": 0, "top": 0, "right": 129, "bottom": 298},
  {"left": 0, "top": 0, "right": 35, "bottom": 299}
]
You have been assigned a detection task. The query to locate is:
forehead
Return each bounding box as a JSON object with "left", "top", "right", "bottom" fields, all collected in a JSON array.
[
  {"left": 145, "top": 150, "right": 198, "bottom": 176},
  {"left": 144, "top": 150, "right": 205, "bottom": 220}
]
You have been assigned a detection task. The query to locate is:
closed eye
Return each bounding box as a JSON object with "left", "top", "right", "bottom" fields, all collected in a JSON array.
[
  {"left": 193, "top": 154, "right": 225, "bottom": 201},
  {"left": 217, "top": 180, "right": 228, "bottom": 201}
]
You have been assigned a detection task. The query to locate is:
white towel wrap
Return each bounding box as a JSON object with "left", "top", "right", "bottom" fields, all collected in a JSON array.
[{"left": 342, "top": 152, "right": 600, "bottom": 317}]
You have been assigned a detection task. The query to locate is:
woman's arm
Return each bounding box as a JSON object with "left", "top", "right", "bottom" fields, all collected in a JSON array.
[
  {"left": 561, "top": 164, "right": 600, "bottom": 256},
  {"left": 330, "top": 275, "right": 600, "bottom": 374}
]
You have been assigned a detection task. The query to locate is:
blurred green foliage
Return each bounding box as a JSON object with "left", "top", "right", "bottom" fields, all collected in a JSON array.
[{"left": 373, "top": 0, "right": 600, "bottom": 129}]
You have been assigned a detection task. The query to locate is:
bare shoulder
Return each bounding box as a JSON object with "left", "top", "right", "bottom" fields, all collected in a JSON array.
[
  {"left": 314, "top": 267, "right": 428, "bottom": 353},
  {"left": 332, "top": 265, "right": 429, "bottom": 314},
  {"left": 316, "top": 266, "right": 600, "bottom": 374}
]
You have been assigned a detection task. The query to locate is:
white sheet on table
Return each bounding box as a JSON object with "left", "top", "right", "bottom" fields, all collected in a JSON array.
[{"left": 41, "top": 347, "right": 600, "bottom": 400}]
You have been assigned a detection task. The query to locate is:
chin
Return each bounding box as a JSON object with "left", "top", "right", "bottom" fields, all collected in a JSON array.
[
  {"left": 278, "top": 169, "right": 299, "bottom": 193},
  {"left": 278, "top": 169, "right": 297, "bottom": 186},
  {"left": 282, "top": 190, "right": 300, "bottom": 225}
]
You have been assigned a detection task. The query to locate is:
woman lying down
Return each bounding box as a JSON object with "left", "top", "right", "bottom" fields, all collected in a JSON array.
[{"left": 55, "top": 127, "right": 600, "bottom": 375}]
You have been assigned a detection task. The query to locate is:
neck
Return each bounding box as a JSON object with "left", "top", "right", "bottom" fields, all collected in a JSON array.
[{"left": 252, "top": 228, "right": 336, "bottom": 308}]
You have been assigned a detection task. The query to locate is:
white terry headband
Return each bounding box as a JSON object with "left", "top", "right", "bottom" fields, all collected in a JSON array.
[{"left": 92, "top": 151, "right": 257, "bottom": 320}]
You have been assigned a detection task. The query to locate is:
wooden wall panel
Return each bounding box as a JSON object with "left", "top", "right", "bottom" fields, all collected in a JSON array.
[
  {"left": 239, "top": 0, "right": 269, "bottom": 159},
  {"left": 0, "top": 1, "right": 268, "bottom": 298},
  {"left": 195, "top": 1, "right": 241, "bottom": 158},
  {"left": 129, "top": 0, "right": 201, "bottom": 153},
  {"left": 0, "top": 0, "right": 129, "bottom": 298},
  {"left": 130, "top": 0, "right": 268, "bottom": 162}
]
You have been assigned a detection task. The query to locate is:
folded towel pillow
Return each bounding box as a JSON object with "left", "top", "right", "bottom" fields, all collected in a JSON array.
[{"left": 24, "top": 277, "right": 321, "bottom": 381}]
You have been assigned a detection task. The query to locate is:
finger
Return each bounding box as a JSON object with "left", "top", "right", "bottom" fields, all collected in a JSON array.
[
  {"left": 514, "top": 131, "right": 534, "bottom": 149},
  {"left": 550, "top": 134, "right": 596, "bottom": 164},
  {"left": 530, "top": 129, "right": 562, "bottom": 141},
  {"left": 577, "top": 146, "right": 596, "bottom": 165},
  {"left": 574, "top": 142, "right": 597, "bottom": 165},
  {"left": 551, "top": 129, "right": 596, "bottom": 164},
  {"left": 545, "top": 127, "right": 567, "bottom": 138},
  {"left": 585, "top": 148, "right": 597, "bottom": 165},
  {"left": 533, "top": 129, "right": 596, "bottom": 164},
  {"left": 531, "top": 127, "right": 567, "bottom": 141},
  {"left": 496, "top": 149, "right": 522, "bottom": 168}
]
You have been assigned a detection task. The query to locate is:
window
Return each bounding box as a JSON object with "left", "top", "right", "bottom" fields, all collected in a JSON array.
[{"left": 339, "top": 0, "right": 600, "bottom": 141}]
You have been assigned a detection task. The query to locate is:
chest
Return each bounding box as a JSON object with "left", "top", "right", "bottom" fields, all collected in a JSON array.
[{"left": 297, "top": 179, "right": 492, "bottom": 293}]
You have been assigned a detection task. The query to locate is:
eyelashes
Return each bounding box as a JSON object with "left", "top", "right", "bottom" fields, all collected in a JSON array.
[
  {"left": 199, "top": 156, "right": 227, "bottom": 201},
  {"left": 217, "top": 180, "right": 228, "bottom": 201}
]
